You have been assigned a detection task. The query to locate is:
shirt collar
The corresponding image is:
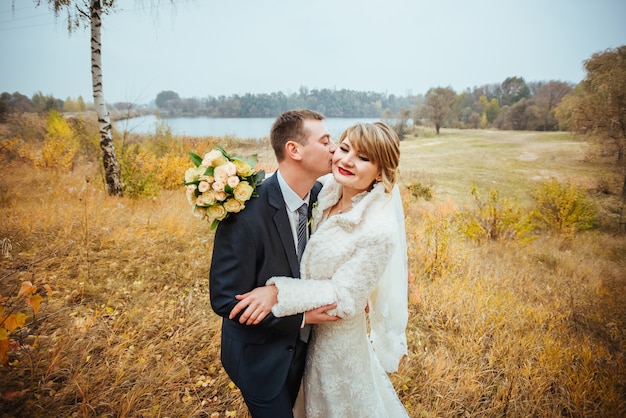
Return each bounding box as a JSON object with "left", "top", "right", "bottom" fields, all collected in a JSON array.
[{"left": 276, "top": 170, "right": 309, "bottom": 212}]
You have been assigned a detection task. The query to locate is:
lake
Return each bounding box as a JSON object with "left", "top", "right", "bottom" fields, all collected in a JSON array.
[{"left": 118, "top": 115, "right": 384, "bottom": 140}]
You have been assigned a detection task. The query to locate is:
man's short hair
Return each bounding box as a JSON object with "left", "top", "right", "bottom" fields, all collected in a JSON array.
[{"left": 270, "top": 110, "right": 325, "bottom": 161}]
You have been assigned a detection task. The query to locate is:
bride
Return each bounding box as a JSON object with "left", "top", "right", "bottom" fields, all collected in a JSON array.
[{"left": 230, "top": 122, "right": 409, "bottom": 417}]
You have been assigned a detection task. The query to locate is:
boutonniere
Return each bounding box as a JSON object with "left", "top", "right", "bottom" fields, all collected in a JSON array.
[{"left": 308, "top": 200, "right": 319, "bottom": 227}]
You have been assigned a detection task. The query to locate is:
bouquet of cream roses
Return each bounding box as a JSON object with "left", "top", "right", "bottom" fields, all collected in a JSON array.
[{"left": 184, "top": 146, "right": 265, "bottom": 229}]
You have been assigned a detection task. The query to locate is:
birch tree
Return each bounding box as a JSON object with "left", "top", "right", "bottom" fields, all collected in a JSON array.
[{"left": 34, "top": 0, "right": 123, "bottom": 195}]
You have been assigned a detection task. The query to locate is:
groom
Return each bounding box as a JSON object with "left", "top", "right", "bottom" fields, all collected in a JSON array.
[{"left": 209, "top": 110, "right": 338, "bottom": 417}]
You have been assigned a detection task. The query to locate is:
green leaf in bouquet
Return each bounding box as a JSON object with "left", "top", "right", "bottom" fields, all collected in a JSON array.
[
  {"left": 188, "top": 151, "right": 203, "bottom": 167},
  {"left": 252, "top": 170, "right": 266, "bottom": 187},
  {"left": 245, "top": 154, "right": 259, "bottom": 167},
  {"left": 215, "top": 145, "right": 233, "bottom": 161}
]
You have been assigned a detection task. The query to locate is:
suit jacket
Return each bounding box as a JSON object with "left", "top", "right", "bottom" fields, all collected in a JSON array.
[{"left": 209, "top": 173, "right": 322, "bottom": 401}]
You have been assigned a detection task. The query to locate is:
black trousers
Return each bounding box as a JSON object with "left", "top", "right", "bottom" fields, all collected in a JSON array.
[{"left": 242, "top": 338, "right": 307, "bottom": 418}]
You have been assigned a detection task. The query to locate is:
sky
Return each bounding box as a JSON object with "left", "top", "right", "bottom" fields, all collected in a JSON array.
[{"left": 1, "top": 0, "right": 625, "bottom": 105}]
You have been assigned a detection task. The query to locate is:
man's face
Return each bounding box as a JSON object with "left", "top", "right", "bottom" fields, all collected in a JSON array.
[{"left": 299, "top": 119, "right": 336, "bottom": 178}]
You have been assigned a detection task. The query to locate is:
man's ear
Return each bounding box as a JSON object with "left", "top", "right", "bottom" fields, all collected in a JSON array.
[{"left": 285, "top": 140, "right": 302, "bottom": 161}]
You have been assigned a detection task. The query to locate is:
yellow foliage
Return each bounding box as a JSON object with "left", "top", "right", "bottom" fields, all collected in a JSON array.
[
  {"left": 120, "top": 146, "right": 188, "bottom": 196},
  {"left": 28, "top": 295, "right": 44, "bottom": 315},
  {"left": 38, "top": 111, "right": 80, "bottom": 170},
  {"left": 531, "top": 178, "right": 597, "bottom": 235},
  {"left": 17, "top": 142, "right": 41, "bottom": 163},
  {"left": 411, "top": 198, "right": 459, "bottom": 279},
  {"left": 154, "top": 153, "right": 188, "bottom": 189},
  {"left": 0, "top": 135, "right": 23, "bottom": 162},
  {"left": 3, "top": 312, "right": 27, "bottom": 333},
  {"left": 0, "top": 280, "right": 51, "bottom": 367},
  {"left": 459, "top": 183, "right": 535, "bottom": 243}
]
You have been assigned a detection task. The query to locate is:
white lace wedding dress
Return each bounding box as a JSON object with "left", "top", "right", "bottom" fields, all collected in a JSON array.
[{"left": 268, "top": 177, "right": 409, "bottom": 418}]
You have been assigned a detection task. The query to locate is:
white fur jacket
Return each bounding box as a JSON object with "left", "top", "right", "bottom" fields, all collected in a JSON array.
[{"left": 267, "top": 176, "right": 395, "bottom": 319}]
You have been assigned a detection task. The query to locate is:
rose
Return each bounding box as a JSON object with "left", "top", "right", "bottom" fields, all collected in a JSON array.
[
  {"left": 233, "top": 159, "right": 254, "bottom": 177},
  {"left": 202, "top": 149, "right": 227, "bottom": 167},
  {"left": 185, "top": 166, "right": 206, "bottom": 183},
  {"left": 214, "top": 190, "right": 227, "bottom": 201},
  {"left": 192, "top": 205, "right": 207, "bottom": 219},
  {"left": 212, "top": 181, "right": 225, "bottom": 192},
  {"left": 207, "top": 204, "right": 227, "bottom": 221},
  {"left": 234, "top": 181, "right": 254, "bottom": 202},
  {"left": 227, "top": 175, "right": 240, "bottom": 188},
  {"left": 223, "top": 198, "right": 244, "bottom": 213},
  {"left": 223, "top": 161, "right": 237, "bottom": 177},
  {"left": 186, "top": 184, "right": 197, "bottom": 205},
  {"left": 197, "top": 190, "right": 217, "bottom": 206},
  {"left": 213, "top": 165, "right": 229, "bottom": 183},
  {"left": 198, "top": 181, "right": 211, "bottom": 193}
]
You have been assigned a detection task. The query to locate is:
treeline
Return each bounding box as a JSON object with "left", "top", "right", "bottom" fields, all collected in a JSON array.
[
  {"left": 1, "top": 76, "right": 572, "bottom": 133},
  {"left": 154, "top": 77, "right": 573, "bottom": 132},
  {"left": 154, "top": 88, "right": 415, "bottom": 119},
  {"left": 417, "top": 77, "right": 574, "bottom": 133},
  {"left": 0, "top": 91, "right": 87, "bottom": 119},
  {"left": 0, "top": 92, "right": 146, "bottom": 124}
]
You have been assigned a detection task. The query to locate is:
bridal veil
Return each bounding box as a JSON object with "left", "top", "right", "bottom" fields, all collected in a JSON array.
[{"left": 368, "top": 184, "right": 409, "bottom": 372}]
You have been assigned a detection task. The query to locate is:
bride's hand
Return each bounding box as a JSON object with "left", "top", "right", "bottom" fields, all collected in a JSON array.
[{"left": 229, "top": 285, "right": 278, "bottom": 325}]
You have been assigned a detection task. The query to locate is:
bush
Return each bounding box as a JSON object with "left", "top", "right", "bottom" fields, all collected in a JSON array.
[
  {"left": 458, "top": 183, "right": 535, "bottom": 243},
  {"left": 38, "top": 111, "right": 80, "bottom": 171},
  {"left": 0, "top": 135, "right": 23, "bottom": 163},
  {"left": 407, "top": 182, "right": 433, "bottom": 201},
  {"left": 531, "top": 179, "right": 597, "bottom": 235},
  {"left": 68, "top": 114, "right": 101, "bottom": 162},
  {"left": 119, "top": 144, "right": 162, "bottom": 198},
  {"left": 415, "top": 199, "right": 459, "bottom": 279}
]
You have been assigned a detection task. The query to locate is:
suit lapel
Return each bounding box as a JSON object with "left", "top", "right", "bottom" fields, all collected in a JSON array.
[{"left": 267, "top": 175, "right": 300, "bottom": 277}]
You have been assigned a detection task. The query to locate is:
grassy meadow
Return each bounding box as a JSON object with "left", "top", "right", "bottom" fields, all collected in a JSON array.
[{"left": 0, "top": 120, "right": 625, "bottom": 417}]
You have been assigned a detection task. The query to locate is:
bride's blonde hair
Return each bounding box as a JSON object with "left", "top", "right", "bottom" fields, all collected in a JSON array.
[{"left": 337, "top": 122, "right": 400, "bottom": 193}]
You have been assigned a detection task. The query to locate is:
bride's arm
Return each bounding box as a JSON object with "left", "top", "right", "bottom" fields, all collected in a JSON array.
[
  {"left": 269, "top": 231, "right": 394, "bottom": 319},
  {"left": 229, "top": 223, "right": 394, "bottom": 323},
  {"left": 229, "top": 284, "right": 339, "bottom": 325}
]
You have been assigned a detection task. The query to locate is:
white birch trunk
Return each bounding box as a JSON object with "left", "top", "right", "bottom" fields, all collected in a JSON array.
[{"left": 90, "top": 0, "right": 123, "bottom": 196}]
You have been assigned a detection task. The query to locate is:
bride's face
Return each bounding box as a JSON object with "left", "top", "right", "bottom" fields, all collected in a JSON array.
[{"left": 332, "top": 137, "right": 381, "bottom": 193}]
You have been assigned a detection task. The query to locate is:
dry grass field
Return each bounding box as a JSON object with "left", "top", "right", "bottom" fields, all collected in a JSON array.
[{"left": 0, "top": 123, "right": 624, "bottom": 417}]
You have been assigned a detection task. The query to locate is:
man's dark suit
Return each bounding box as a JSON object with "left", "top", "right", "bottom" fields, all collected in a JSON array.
[{"left": 209, "top": 173, "right": 321, "bottom": 416}]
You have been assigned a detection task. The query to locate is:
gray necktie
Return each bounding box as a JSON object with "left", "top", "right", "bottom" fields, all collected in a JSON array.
[
  {"left": 297, "top": 203, "right": 308, "bottom": 262},
  {"left": 296, "top": 203, "right": 311, "bottom": 342}
]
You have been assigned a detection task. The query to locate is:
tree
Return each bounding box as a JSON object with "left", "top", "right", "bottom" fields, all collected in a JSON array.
[
  {"left": 32, "top": 91, "right": 62, "bottom": 112},
  {"left": 494, "top": 99, "right": 529, "bottom": 130},
  {"left": 32, "top": 0, "right": 125, "bottom": 195},
  {"left": 394, "top": 107, "right": 410, "bottom": 140},
  {"left": 479, "top": 95, "right": 501, "bottom": 125},
  {"left": 527, "top": 81, "right": 572, "bottom": 131},
  {"left": 556, "top": 45, "right": 626, "bottom": 202},
  {"left": 155, "top": 90, "right": 181, "bottom": 111},
  {"left": 0, "top": 92, "right": 36, "bottom": 118},
  {"left": 425, "top": 87, "right": 457, "bottom": 134},
  {"left": 500, "top": 76, "right": 531, "bottom": 107},
  {"left": 77, "top": 95, "right": 86, "bottom": 111}
]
